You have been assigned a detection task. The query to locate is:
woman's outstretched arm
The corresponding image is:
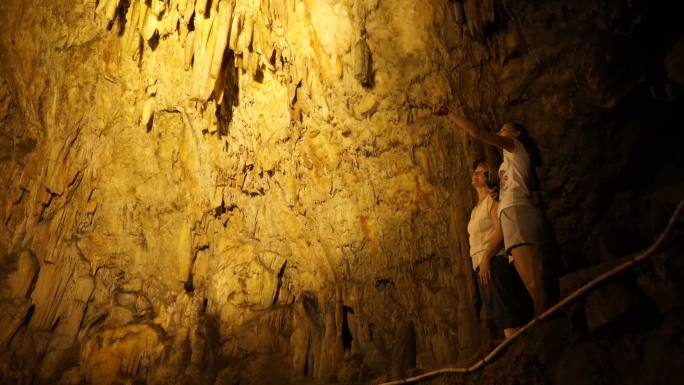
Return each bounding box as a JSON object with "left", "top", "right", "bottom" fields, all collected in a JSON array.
[
  {"left": 433, "top": 106, "right": 515, "bottom": 152},
  {"left": 448, "top": 115, "right": 515, "bottom": 152}
]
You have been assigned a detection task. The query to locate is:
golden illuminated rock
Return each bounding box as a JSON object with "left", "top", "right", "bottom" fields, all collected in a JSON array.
[
  {"left": 1, "top": 0, "right": 681, "bottom": 384},
  {"left": 0, "top": 1, "right": 481, "bottom": 382}
]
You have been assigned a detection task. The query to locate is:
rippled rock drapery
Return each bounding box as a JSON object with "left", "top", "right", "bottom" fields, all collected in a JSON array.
[{"left": 1, "top": 0, "right": 683, "bottom": 384}]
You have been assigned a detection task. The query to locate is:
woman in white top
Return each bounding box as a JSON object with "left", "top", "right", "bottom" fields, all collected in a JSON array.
[
  {"left": 437, "top": 107, "right": 549, "bottom": 315},
  {"left": 468, "top": 160, "right": 533, "bottom": 337}
]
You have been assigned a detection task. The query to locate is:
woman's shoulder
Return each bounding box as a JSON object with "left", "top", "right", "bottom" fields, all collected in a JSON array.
[
  {"left": 512, "top": 138, "right": 528, "bottom": 152},
  {"left": 504, "top": 139, "right": 530, "bottom": 160}
]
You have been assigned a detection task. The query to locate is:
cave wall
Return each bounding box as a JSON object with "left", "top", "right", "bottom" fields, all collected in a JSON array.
[
  {"left": 0, "top": 0, "right": 682, "bottom": 384},
  {"left": 442, "top": 0, "right": 684, "bottom": 271},
  {"left": 1, "top": 1, "right": 480, "bottom": 384}
]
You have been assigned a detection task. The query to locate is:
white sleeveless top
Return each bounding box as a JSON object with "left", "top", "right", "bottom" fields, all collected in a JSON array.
[
  {"left": 468, "top": 195, "right": 505, "bottom": 269},
  {"left": 498, "top": 139, "right": 534, "bottom": 217}
]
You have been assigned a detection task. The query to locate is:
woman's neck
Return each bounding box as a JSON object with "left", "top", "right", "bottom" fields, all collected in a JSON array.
[{"left": 475, "top": 186, "right": 490, "bottom": 203}]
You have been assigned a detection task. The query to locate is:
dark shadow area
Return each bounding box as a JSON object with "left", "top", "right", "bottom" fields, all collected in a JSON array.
[
  {"left": 216, "top": 52, "right": 239, "bottom": 137},
  {"left": 342, "top": 305, "right": 354, "bottom": 350},
  {"left": 147, "top": 30, "right": 160, "bottom": 51},
  {"left": 115, "top": 0, "right": 131, "bottom": 36}
]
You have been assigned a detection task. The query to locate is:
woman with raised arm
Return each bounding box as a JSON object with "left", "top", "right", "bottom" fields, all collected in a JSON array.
[
  {"left": 436, "top": 107, "right": 549, "bottom": 315},
  {"left": 468, "top": 160, "right": 533, "bottom": 338}
]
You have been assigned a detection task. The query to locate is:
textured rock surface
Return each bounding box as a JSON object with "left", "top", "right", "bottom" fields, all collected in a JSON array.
[{"left": 0, "top": 0, "right": 682, "bottom": 384}]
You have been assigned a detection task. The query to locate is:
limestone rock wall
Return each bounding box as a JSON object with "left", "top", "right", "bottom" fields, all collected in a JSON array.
[
  {"left": 1, "top": 0, "right": 682, "bottom": 384},
  {"left": 0, "top": 1, "right": 480, "bottom": 384}
]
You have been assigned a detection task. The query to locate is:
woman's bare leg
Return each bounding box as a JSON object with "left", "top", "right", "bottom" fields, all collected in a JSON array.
[{"left": 510, "top": 244, "right": 546, "bottom": 315}]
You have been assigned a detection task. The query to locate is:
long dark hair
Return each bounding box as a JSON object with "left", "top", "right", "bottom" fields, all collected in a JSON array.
[
  {"left": 509, "top": 122, "right": 542, "bottom": 167},
  {"left": 508, "top": 123, "right": 545, "bottom": 209}
]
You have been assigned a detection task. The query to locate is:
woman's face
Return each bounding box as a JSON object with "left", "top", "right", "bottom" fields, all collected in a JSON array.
[
  {"left": 497, "top": 123, "right": 519, "bottom": 138},
  {"left": 471, "top": 164, "right": 488, "bottom": 188}
]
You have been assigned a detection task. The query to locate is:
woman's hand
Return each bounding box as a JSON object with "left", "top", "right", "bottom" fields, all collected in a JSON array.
[
  {"left": 489, "top": 187, "right": 499, "bottom": 200},
  {"left": 431, "top": 105, "right": 449, "bottom": 116},
  {"left": 479, "top": 258, "right": 492, "bottom": 284}
]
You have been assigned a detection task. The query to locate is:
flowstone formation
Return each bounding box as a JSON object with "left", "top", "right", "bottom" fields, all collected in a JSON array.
[{"left": 0, "top": 1, "right": 480, "bottom": 384}]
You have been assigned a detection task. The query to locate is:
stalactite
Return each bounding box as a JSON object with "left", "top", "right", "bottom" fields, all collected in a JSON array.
[
  {"left": 236, "top": 12, "right": 254, "bottom": 53},
  {"left": 151, "top": 0, "right": 165, "bottom": 16},
  {"left": 14, "top": 1, "right": 681, "bottom": 384},
  {"left": 353, "top": 35, "right": 372, "bottom": 87},
  {"left": 190, "top": 0, "right": 221, "bottom": 100},
  {"left": 177, "top": 0, "right": 189, "bottom": 14},
  {"left": 123, "top": 0, "right": 141, "bottom": 58},
  {"left": 228, "top": 9, "right": 243, "bottom": 51},
  {"left": 140, "top": 96, "right": 156, "bottom": 127},
  {"left": 141, "top": 7, "right": 158, "bottom": 41},
  {"left": 213, "top": 58, "right": 228, "bottom": 104},
  {"left": 28, "top": 254, "right": 77, "bottom": 331},
  {"left": 96, "top": 0, "right": 121, "bottom": 23},
  {"left": 196, "top": 0, "right": 208, "bottom": 16},
  {"left": 184, "top": 30, "right": 195, "bottom": 70},
  {"left": 209, "top": 0, "right": 233, "bottom": 79},
  {"left": 136, "top": 0, "right": 148, "bottom": 31},
  {"left": 251, "top": 15, "right": 265, "bottom": 56},
  {"left": 179, "top": 0, "right": 196, "bottom": 47},
  {"left": 352, "top": 9, "right": 373, "bottom": 88}
]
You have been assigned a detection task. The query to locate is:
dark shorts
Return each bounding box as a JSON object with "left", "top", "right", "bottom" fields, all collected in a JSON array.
[{"left": 476, "top": 255, "right": 534, "bottom": 330}]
